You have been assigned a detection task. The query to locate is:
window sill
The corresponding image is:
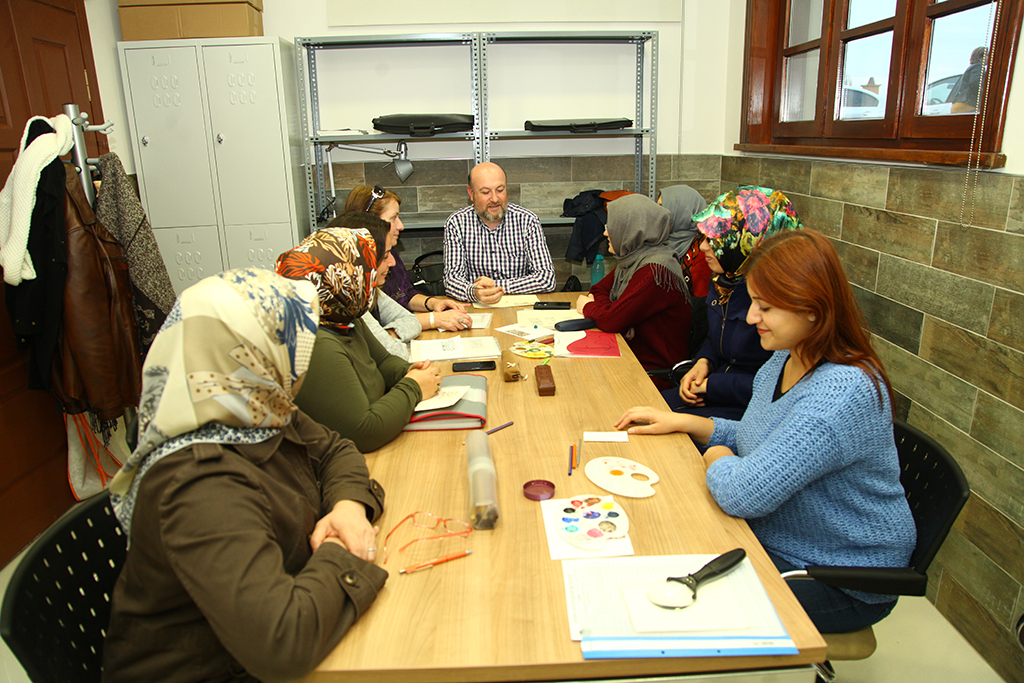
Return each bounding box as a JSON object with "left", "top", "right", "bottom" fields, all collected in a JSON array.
[{"left": 734, "top": 143, "right": 1006, "bottom": 169}]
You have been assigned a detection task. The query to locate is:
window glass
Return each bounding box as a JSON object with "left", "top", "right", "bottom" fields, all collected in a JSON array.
[
  {"left": 922, "top": 3, "right": 997, "bottom": 116},
  {"left": 782, "top": 49, "right": 820, "bottom": 121},
  {"left": 789, "top": 0, "right": 824, "bottom": 46},
  {"left": 847, "top": 0, "right": 897, "bottom": 29},
  {"left": 838, "top": 32, "right": 892, "bottom": 120}
]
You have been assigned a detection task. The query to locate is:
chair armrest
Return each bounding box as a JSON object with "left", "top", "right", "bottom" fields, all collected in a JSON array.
[
  {"left": 788, "top": 566, "right": 928, "bottom": 596},
  {"left": 669, "top": 360, "right": 695, "bottom": 386}
]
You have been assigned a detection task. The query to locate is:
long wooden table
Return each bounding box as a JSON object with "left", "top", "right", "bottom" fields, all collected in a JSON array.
[{"left": 300, "top": 293, "right": 825, "bottom": 683}]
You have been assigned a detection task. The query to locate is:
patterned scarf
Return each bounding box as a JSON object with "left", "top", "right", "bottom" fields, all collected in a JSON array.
[
  {"left": 109, "top": 268, "right": 320, "bottom": 533},
  {"left": 693, "top": 186, "right": 802, "bottom": 304},
  {"left": 276, "top": 227, "right": 379, "bottom": 334}
]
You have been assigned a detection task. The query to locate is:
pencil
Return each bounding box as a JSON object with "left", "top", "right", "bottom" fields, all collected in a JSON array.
[
  {"left": 568, "top": 444, "right": 574, "bottom": 476},
  {"left": 486, "top": 420, "right": 514, "bottom": 435},
  {"left": 541, "top": 356, "right": 552, "bottom": 365},
  {"left": 576, "top": 438, "right": 582, "bottom": 469}
]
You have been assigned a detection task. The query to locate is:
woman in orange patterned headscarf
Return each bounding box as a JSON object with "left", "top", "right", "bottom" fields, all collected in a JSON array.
[{"left": 276, "top": 225, "right": 441, "bottom": 452}]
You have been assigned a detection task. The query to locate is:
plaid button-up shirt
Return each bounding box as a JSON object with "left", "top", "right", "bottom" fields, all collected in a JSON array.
[{"left": 442, "top": 204, "right": 556, "bottom": 302}]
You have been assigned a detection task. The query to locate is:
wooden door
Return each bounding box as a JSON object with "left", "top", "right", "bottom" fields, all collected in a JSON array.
[{"left": 0, "top": 0, "right": 106, "bottom": 565}]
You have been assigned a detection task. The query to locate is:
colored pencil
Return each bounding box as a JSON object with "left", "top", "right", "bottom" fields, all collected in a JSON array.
[{"left": 486, "top": 420, "right": 514, "bottom": 435}]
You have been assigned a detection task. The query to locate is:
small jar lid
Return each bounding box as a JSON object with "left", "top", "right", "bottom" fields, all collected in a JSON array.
[{"left": 523, "top": 479, "right": 555, "bottom": 501}]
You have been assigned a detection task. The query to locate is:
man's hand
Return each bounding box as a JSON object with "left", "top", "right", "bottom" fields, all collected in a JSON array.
[
  {"left": 310, "top": 500, "right": 379, "bottom": 562},
  {"left": 473, "top": 276, "right": 504, "bottom": 305}
]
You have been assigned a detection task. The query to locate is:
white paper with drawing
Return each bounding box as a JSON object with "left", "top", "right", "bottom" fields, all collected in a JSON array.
[{"left": 409, "top": 336, "right": 502, "bottom": 362}]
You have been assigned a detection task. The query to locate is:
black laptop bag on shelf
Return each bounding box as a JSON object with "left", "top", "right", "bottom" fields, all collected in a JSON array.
[
  {"left": 372, "top": 114, "right": 474, "bottom": 137},
  {"left": 524, "top": 118, "right": 633, "bottom": 133}
]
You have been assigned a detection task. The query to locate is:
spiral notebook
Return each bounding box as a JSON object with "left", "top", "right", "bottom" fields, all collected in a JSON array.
[{"left": 403, "top": 374, "right": 487, "bottom": 431}]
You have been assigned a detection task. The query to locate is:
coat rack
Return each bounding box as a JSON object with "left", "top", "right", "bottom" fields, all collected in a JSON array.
[{"left": 62, "top": 102, "right": 114, "bottom": 206}]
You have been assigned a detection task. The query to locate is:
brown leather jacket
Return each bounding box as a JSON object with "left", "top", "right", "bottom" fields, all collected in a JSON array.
[{"left": 50, "top": 163, "right": 142, "bottom": 420}]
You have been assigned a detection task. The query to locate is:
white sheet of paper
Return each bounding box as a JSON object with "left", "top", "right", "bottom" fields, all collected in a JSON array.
[
  {"left": 496, "top": 323, "right": 555, "bottom": 341},
  {"left": 562, "top": 556, "right": 783, "bottom": 642},
  {"left": 621, "top": 580, "right": 750, "bottom": 633},
  {"left": 516, "top": 308, "right": 584, "bottom": 327},
  {"left": 540, "top": 497, "right": 634, "bottom": 561},
  {"left": 413, "top": 385, "right": 468, "bottom": 412},
  {"left": 409, "top": 336, "right": 501, "bottom": 362},
  {"left": 584, "top": 431, "right": 629, "bottom": 443},
  {"left": 478, "top": 295, "right": 538, "bottom": 308},
  {"left": 467, "top": 313, "right": 493, "bottom": 329}
]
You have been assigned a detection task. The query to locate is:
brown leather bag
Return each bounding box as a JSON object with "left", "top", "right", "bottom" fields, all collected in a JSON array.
[{"left": 50, "top": 163, "right": 142, "bottom": 421}]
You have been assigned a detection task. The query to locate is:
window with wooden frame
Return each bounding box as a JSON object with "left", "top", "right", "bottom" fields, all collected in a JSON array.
[{"left": 738, "top": 0, "right": 1024, "bottom": 167}]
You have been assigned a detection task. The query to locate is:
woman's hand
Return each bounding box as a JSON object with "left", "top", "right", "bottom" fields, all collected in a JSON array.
[
  {"left": 576, "top": 293, "right": 594, "bottom": 312},
  {"left": 431, "top": 298, "right": 467, "bottom": 313},
  {"left": 679, "top": 359, "right": 711, "bottom": 406},
  {"left": 431, "top": 310, "right": 473, "bottom": 332},
  {"left": 311, "top": 500, "right": 379, "bottom": 562},
  {"left": 614, "top": 406, "right": 686, "bottom": 435},
  {"left": 406, "top": 360, "right": 441, "bottom": 398}
]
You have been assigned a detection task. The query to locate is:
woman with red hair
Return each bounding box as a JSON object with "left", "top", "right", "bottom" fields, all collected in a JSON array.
[{"left": 615, "top": 229, "right": 915, "bottom": 633}]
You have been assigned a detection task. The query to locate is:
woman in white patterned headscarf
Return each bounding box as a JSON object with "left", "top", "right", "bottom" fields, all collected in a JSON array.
[{"left": 104, "top": 267, "right": 389, "bottom": 683}]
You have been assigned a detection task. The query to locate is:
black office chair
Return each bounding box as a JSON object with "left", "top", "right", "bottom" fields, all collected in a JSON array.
[
  {"left": 646, "top": 359, "right": 695, "bottom": 386},
  {"left": 783, "top": 419, "right": 971, "bottom": 682},
  {"left": 1, "top": 490, "right": 127, "bottom": 683}
]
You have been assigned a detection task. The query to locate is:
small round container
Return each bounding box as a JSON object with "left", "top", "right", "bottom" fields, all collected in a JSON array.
[{"left": 523, "top": 479, "right": 555, "bottom": 501}]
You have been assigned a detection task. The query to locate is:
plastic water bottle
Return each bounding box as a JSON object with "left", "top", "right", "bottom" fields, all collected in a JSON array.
[{"left": 590, "top": 254, "right": 605, "bottom": 286}]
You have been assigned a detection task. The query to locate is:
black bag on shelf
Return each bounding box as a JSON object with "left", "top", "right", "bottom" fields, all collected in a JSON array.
[
  {"left": 411, "top": 250, "right": 445, "bottom": 296},
  {"left": 524, "top": 118, "right": 633, "bottom": 133},
  {"left": 372, "top": 114, "right": 474, "bottom": 137}
]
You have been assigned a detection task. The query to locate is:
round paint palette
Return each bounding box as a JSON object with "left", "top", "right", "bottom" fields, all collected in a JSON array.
[
  {"left": 510, "top": 341, "right": 553, "bottom": 359},
  {"left": 555, "top": 495, "right": 629, "bottom": 550},
  {"left": 585, "top": 457, "right": 660, "bottom": 498}
]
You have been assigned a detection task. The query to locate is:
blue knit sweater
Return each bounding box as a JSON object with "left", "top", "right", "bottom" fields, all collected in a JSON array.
[{"left": 706, "top": 351, "right": 916, "bottom": 603}]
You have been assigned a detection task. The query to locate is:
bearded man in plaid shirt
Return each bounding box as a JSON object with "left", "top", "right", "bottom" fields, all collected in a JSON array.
[{"left": 443, "top": 162, "right": 555, "bottom": 304}]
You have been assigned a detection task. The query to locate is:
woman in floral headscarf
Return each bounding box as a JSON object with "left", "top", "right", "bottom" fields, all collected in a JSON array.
[
  {"left": 104, "top": 268, "right": 388, "bottom": 683},
  {"left": 276, "top": 226, "right": 441, "bottom": 453},
  {"left": 664, "top": 186, "right": 802, "bottom": 420}
]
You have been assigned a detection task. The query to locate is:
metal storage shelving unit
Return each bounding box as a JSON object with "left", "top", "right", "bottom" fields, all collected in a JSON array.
[
  {"left": 479, "top": 31, "right": 658, "bottom": 195},
  {"left": 295, "top": 33, "right": 481, "bottom": 229},
  {"left": 295, "top": 31, "right": 658, "bottom": 229}
]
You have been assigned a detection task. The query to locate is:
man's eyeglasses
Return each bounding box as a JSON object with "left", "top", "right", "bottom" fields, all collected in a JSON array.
[
  {"left": 365, "top": 185, "right": 386, "bottom": 213},
  {"left": 382, "top": 511, "right": 473, "bottom": 563}
]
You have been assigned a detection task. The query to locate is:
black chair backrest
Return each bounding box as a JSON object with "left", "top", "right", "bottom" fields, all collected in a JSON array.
[
  {"left": 1, "top": 491, "right": 127, "bottom": 683},
  {"left": 894, "top": 420, "right": 970, "bottom": 575}
]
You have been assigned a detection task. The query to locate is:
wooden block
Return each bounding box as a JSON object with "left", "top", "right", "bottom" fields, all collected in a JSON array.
[
  {"left": 501, "top": 350, "right": 521, "bottom": 382},
  {"left": 536, "top": 365, "right": 555, "bottom": 396}
]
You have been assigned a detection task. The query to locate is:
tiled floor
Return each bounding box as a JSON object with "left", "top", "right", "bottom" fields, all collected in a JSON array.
[{"left": 0, "top": 547, "right": 1007, "bottom": 683}]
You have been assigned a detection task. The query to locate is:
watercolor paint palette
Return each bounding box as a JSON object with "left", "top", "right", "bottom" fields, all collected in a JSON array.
[{"left": 555, "top": 495, "right": 630, "bottom": 550}]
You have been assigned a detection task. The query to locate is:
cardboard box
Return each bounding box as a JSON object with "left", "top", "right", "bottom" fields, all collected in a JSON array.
[
  {"left": 119, "top": 0, "right": 262, "bottom": 12},
  {"left": 119, "top": 3, "right": 263, "bottom": 41}
]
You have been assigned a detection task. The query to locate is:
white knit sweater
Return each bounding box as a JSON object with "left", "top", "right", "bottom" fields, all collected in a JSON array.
[{"left": 0, "top": 114, "right": 74, "bottom": 285}]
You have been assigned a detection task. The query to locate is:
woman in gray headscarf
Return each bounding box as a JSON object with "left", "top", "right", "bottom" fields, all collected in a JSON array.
[{"left": 576, "top": 194, "right": 692, "bottom": 390}]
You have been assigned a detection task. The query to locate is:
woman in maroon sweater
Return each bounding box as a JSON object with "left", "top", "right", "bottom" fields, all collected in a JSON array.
[{"left": 576, "top": 194, "right": 691, "bottom": 390}]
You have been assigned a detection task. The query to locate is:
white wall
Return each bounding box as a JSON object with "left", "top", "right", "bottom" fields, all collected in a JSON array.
[
  {"left": 83, "top": 0, "right": 1021, "bottom": 175},
  {"left": 83, "top": 0, "right": 748, "bottom": 175}
]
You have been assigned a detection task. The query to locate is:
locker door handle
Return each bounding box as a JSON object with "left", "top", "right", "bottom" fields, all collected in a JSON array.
[
  {"left": 141, "top": 136, "right": 150, "bottom": 146},
  {"left": 216, "top": 133, "right": 224, "bottom": 144}
]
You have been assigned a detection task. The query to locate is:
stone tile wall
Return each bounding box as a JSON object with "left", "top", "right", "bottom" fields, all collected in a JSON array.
[
  {"left": 331, "top": 151, "right": 1024, "bottom": 678},
  {"left": 723, "top": 154, "right": 1024, "bottom": 683}
]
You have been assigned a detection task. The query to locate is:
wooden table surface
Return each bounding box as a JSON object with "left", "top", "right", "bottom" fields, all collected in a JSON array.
[{"left": 300, "top": 293, "right": 825, "bottom": 683}]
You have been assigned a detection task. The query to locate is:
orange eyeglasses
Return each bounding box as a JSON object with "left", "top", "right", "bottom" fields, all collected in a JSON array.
[{"left": 382, "top": 511, "right": 473, "bottom": 563}]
